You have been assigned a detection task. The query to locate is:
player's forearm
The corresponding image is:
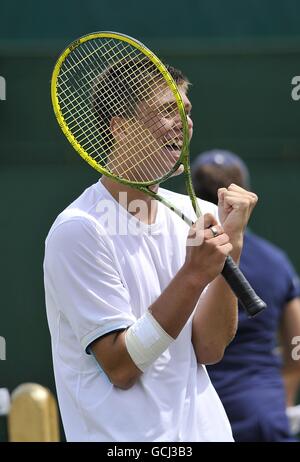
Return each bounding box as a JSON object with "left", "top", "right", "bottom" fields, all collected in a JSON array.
[
  {"left": 149, "top": 265, "right": 209, "bottom": 339},
  {"left": 192, "top": 275, "right": 238, "bottom": 364},
  {"left": 191, "top": 245, "right": 241, "bottom": 364},
  {"left": 149, "top": 232, "right": 240, "bottom": 356}
]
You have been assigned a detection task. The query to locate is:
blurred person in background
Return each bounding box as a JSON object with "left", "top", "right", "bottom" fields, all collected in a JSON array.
[{"left": 191, "top": 149, "right": 300, "bottom": 442}]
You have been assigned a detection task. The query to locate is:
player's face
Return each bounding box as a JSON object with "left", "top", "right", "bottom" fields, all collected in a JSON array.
[
  {"left": 137, "top": 83, "right": 193, "bottom": 161},
  {"left": 109, "top": 83, "right": 192, "bottom": 182},
  {"left": 129, "top": 84, "right": 192, "bottom": 181}
]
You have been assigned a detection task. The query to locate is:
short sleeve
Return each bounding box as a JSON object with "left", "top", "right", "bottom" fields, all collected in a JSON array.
[{"left": 44, "top": 218, "right": 136, "bottom": 353}]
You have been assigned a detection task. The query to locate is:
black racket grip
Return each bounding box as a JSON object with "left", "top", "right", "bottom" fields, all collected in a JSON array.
[{"left": 221, "top": 255, "right": 266, "bottom": 318}]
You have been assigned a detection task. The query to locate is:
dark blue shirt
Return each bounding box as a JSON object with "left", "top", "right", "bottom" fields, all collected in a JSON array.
[{"left": 207, "top": 230, "right": 300, "bottom": 442}]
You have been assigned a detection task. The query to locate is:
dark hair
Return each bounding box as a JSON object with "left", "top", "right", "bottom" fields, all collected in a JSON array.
[
  {"left": 192, "top": 164, "right": 246, "bottom": 205},
  {"left": 92, "top": 58, "right": 188, "bottom": 154}
]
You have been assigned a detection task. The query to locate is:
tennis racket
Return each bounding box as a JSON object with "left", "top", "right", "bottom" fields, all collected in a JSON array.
[{"left": 51, "top": 31, "right": 266, "bottom": 318}]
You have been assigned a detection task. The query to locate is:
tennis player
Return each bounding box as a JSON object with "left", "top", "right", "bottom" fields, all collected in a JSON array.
[{"left": 44, "top": 66, "right": 257, "bottom": 441}]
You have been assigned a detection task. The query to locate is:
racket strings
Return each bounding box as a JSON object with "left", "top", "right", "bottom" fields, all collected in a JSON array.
[
  {"left": 58, "top": 54, "right": 147, "bottom": 157},
  {"left": 62, "top": 75, "right": 178, "bottom": 180},
  {"left": 56, "top": 37, "right": 183, "bottom": 182},
  {"left": 59, "top": 42, "right": 140, "bottom": 113},
  {"left": 96, "top": 80, "right": 182, "bottom": 180},
  {"left": 58, "top": 38, "right": 127, "bottom": 79},
  {"left": 57, "top": 42, "right": 133, "bottom": 152},
  {"left": 58, "top": 40, "right": 145, "bottom": 123},
  {"left": 57, "top": 41, "right": 137, "bottom": 137},
  {"left": 59, "top": 38, "right": 171, "bottom": 154},
  {"left": 59, "top": 43, "right": 156, "bottom": 134},
  {"left": 61, "top": 71, "right": 179, "bottom": 180}
]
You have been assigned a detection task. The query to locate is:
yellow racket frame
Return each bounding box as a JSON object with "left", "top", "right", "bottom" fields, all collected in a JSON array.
[{"left": 51, "top": 31, "right": 190, "bottom": 187}]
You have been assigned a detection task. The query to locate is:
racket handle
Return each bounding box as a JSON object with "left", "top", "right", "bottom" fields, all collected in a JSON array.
[{"left": 221, "top": 255, "right": 267, "bottom": 318}]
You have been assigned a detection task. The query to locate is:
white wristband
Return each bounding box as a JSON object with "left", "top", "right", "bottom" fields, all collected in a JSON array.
[{"left": 125, "top": 310, "right": 174, "bottom": 372}]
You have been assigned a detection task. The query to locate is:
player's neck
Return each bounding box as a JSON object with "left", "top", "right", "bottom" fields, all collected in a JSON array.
[{"left": 100, "top": 177, "right": 158, "bottom": 224}]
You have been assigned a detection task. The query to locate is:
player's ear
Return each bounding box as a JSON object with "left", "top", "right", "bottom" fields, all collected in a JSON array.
[{"left": 110, "top": 116, "right": 129, "bottom": 141}]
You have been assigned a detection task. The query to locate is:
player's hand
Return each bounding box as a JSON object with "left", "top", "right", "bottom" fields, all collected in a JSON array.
[
  {"left": 217, "top": 184, "right": 258, "bottom": 247},
  {"left": 184, "top": 213, "right": 233, "bottom": 285}
]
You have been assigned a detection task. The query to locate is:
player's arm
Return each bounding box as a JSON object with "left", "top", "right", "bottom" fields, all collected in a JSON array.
[
  {"left": 192, "top": 184, "right": 258, "bottom": 364},
  {"left": 90, "top": 330, "right": 142, "bottom": 390},
  {"left": 280, "top": 297, "right": 300, "bottom": 406},
  {"left": 91, "top": 253, "right": 224, "bottom": 388},
  {"left": 91, "top": 214, "right": 231, "bottom": 388}
]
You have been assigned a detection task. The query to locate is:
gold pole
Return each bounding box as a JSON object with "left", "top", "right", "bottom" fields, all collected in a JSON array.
[{"left": 8, "top": 383, "right": 60, "bottom": 442}]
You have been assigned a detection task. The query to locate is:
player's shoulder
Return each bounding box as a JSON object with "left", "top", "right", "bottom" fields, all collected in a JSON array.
[
  {"left": 159, "top": 187, "right": 218, "bottom": 217},
  {"left": 45, "top": 181, "right": 106, "bottom": 245}
]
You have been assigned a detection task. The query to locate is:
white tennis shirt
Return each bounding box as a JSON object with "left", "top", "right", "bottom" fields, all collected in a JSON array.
[{"left": 44, "top": 180, "right": 233, "bottom": 442}]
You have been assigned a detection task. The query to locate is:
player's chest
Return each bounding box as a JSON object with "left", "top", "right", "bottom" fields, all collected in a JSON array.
[{"left": 112, "top": 232, "right": 186, "bottom": 315}]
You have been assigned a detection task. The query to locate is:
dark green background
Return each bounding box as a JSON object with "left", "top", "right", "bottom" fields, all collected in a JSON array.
[{"left": 0, "top": 0, "right": 300, "bottom": 440}]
